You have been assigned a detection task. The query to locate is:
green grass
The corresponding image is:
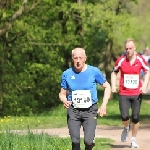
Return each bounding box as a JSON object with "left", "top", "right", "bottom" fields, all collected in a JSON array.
[{"left": 0, "top": 131, "right": 113, "bottom": 150}]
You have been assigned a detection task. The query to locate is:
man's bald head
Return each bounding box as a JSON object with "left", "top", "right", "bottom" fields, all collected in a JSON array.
[{"left": 72, "top": 48, "right": 86, "bottom": 58}]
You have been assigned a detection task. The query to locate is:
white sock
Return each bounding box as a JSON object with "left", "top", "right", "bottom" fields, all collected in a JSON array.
[
  {"left": 131, "top": 137, "right": 136, "bottom": 142},
  {"left": 125, "top": 124, "right": 129, "bottom": 130}
]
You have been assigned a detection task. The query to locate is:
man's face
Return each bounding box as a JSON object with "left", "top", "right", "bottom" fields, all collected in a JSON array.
[
  {"left": 72, "top": 50, "right": 86, "bottom": 72},
  {"left": 125, "top": 41, "right": 136, "bottom": 57}
]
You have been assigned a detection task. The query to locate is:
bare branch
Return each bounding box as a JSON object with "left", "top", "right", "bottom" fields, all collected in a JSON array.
[
  {"left": 27, "top": 0, "right": 40, "bottom": 17},
  {"left": 29, "top": 0, "right": 40, "bottom": 11},
  {"left": 11, "top": 80, "right": 24, "bottom": 94}
]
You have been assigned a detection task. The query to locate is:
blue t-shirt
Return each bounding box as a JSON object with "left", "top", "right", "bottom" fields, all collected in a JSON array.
[{"left": 60, "top": 65, "right": 106, "bottom": 104}]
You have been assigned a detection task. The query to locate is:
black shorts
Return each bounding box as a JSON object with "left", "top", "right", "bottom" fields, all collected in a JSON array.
[{"left": 119, "top": 94, "right": 142, "bottom": 121}]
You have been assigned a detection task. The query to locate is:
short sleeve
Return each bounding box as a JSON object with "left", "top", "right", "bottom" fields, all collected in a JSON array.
[
  {"left": 140, "top": 56, "right": 149, "bottom": 72},
  {"left": 94, "top": 67, "right": 106, "bottom": 85},
  {"left": 60, "top": 72, "right": 68, "bottom": 90},
  {"left": 112, "top": 57, "right": 122, "bottom": 72}
]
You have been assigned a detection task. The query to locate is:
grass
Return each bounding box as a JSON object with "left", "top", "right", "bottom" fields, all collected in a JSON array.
[
  {"left": 0, "top": 89, "right": 149, "bottom": 149},
  {"left": 0, "top": 131, "right": 113, "bottom": 150}
]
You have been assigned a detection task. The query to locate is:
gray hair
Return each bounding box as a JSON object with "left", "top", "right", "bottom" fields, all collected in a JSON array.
[{"left": 71, "top": 48, "right": 86, "bottom": 58}]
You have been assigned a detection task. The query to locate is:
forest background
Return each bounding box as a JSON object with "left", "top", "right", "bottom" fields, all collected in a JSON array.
[{"left": 0, "top": 0, "right": 149, "bottom": 116}]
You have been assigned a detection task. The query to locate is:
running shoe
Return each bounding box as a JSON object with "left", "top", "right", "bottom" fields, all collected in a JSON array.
[
  {"left": 121, "top": 124, "right": 131, "bottom": 142},
  {"left": 131, "top": 140, "right": 139, "bottom": 148}
]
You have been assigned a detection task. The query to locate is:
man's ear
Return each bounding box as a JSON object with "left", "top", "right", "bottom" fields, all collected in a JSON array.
[
  {"left": 85, "top": 56, "right": 87, "bottom": 61},
  {"left": 134, "top": 47, "right": 136, "bottom": 51}
]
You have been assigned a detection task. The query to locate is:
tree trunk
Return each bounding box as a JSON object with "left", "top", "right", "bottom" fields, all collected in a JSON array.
[
  {"left": 0, "top": 35, "right": 6, "bottom": 109},
  {"left": 77, "top": 0, "right": 82, "bottom": 5},
  {"left": 104, "top": 39, "right": 114, "bottom": 100},
  {"left": 104, "top": 39, "right": 113, "bottom": 84}
]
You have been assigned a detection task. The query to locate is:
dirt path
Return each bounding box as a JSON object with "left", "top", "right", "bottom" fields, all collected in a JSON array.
[{"left": 23, "top": 124, "right": 150, "bottom": 150}]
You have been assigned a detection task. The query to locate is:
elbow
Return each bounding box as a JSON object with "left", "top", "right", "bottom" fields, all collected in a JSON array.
[{"left": 59, "top": 92, "right": 63, "bottom": 100}]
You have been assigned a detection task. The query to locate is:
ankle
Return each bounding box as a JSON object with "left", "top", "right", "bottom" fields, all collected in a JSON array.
[
  {"left": 131, "top": 137, "right": 136, "bottom": 142},
  {"left": 125, "top": 124, "right": 130, "bottom": 130}
]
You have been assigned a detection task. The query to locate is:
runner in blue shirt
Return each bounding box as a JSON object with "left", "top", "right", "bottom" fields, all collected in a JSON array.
[{"left": 59, "top": 48, "right": 111, "bottom": 150}]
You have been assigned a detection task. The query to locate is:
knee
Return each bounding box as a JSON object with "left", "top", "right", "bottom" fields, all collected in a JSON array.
[
  {"left": 121, "top": 116, "right": 129, "bottom": 121},
  {"left": 70, "top": 130, "right": 80, "bottom": 144},
  {"left": 72, "top": 137, "right": 80, "bottom": 144},
  {"left": 84, "top": 137, "right": 93, "bottom": 146},
  {"left": 132, "top": 117, "right": 139, "bottom": 124}
]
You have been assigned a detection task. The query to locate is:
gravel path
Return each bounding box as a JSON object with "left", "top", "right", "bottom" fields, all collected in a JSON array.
[{"left": 18, "top": 124, "right": 150, "bottom": 150}]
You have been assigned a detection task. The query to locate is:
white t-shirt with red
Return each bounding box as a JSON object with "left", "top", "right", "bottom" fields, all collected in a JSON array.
[{"left": 113, "top": 54, "right": 149, "bottom": 95}]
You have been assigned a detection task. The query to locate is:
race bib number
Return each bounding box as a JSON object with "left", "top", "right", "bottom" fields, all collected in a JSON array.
[
  {"left": 72, "top": 90, "right": 92, "bottom": 108},
  {"left": 124, "top": 74, "right": 139, "bottom": 89}
]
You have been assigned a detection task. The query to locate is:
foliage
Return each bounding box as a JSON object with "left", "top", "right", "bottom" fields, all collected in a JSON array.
[
  {"left": 0, "top": 0, "right": 65, "bottom": 115},
  {"left": 0, "top": 0, "right": 149, "bottom": 115}
]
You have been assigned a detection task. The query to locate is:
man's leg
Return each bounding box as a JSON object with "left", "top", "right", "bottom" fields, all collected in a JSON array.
[
  {"left": 130, "top": 123, "right": 139, "bottom": 148},
  {"left": 131, "top": 94, "right": 142, "bottom": 137},
  {"left": 122, "top": 120, "right": 130, "bottom": 128},
  {"left": 130, "top": 94, "right": 142, "bottom": 148},
  {"left": 132, "top": 122, "right": 139, "bottom": 137},
  {"left": 82, "top": 104, "right": 98, "bottom": 150},
  {"left": 67, "top": 106, "right": 81, "bottom": 150},
  {"left": 119, "top": 95, "right": 131, "bottom": 142}
]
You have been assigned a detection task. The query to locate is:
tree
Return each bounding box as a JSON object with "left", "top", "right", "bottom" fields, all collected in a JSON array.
[{"left": 0, "top": 0, "right": 65, "bottom": 115}]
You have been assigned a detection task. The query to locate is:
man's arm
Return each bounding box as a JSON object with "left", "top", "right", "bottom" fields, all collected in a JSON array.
[
  {"left": 97, "top": 81, "right": 111, "bottom": 117},
  {"left": 59, "top": 88, "right": 72, "bottom": 109},
  {"left": 141, "top": 71, "right": 150, "bottom": 93},
  {"left": 111, "top": 71, "right": 118, "bottom": 93}
]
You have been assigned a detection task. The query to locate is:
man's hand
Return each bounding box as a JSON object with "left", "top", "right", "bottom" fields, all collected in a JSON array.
[
  {"left": 59, "top": 88, "right": 72, "bottom": 109},
  {"left": 139, "top": 86, "right": 147, "bottom": 94},
  {"left": 111, "top": 86, "right": 117, "bottom": 93},
  {"left": 63, "top": 100, "right": 72, "bottom": 109},
  {"left": 97, "top": 104, "right": 106, "bottom": 117}
]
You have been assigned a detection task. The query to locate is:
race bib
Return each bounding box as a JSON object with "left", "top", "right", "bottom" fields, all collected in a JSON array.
[
  {"left": 72, "top": 90, "right": 92, "bottom": 108},
  {"left": 124, "top": 74, "right": 139, "bottom": 89}
]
